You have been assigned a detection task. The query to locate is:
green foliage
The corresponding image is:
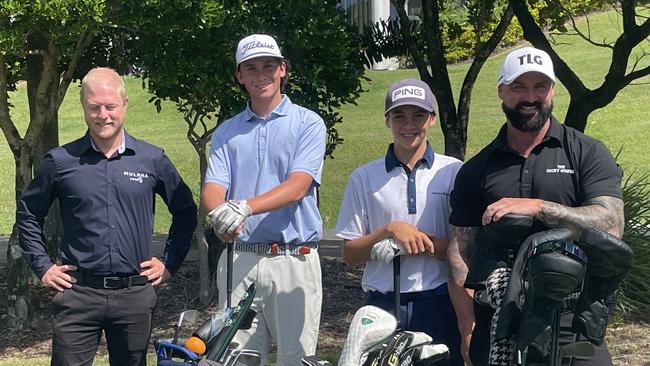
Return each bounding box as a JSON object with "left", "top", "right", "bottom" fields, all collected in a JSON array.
[
  {"left": 363, "top": 0, "right": 607, "bottom": 64},
  {"left": 529, "top": 0, "right": 610, "bottom": 32},
  {"left": 619, "top": 170, "right": 650, "bottom": 319},
  {"left": 0, "top": 0, "right": 107, "bottom": 84},
  {"left": 122, "top": 0, "right": 366, "bottom": 157}
]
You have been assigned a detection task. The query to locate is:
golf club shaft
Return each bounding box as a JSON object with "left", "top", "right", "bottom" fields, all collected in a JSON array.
[
  {"left": 393, "top": 256, "right": 401, "bottom": 329},
  {"left": 227, "top": 242, "right": 234, "bottom": 308}
]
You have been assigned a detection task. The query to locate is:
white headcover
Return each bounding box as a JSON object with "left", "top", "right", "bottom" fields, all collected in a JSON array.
[{"left": 338, "top": 305, "right": 397, "bottom": 366}]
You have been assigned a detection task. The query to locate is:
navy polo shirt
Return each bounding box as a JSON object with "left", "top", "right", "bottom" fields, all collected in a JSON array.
[
  {"left": 17, "top": 131, "right": 197, "bottom": 278},
  {"left": 450, "top": 117, "right": 622, "bottom": 227}
]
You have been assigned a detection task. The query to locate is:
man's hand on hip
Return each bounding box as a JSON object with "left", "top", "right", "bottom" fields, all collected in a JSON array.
[
  {"left": 370, "top": 238, "right": 406, "bottom": 263},
  {"left": 208, "top": 200, "right": 252, "bottom": 237},
  {"left": 141, "top": 257, "right": 170, "bottom": 286},
  {"left": 41, "top": 264, "right": 77, "bottom": 292}
]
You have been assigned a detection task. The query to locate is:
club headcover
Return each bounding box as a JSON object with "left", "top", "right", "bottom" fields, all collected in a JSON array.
[{"left": 338, "top": 305, "right": 397, "bottom": 366}]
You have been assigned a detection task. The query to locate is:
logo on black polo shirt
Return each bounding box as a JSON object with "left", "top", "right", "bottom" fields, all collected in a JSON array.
[
  {"left": 546, "top": 164, "right": 574, "bottom": 174},
  {"left": 124, "top": 171, "right": 149, "bottom": 183}
]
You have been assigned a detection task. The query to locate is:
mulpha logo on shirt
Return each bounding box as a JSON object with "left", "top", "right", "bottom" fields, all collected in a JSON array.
[
  {"left": 546, "top": 164, "right": 575, "bottom": 174},
  {"left": 123, "top": 170, "right": 149, "bottom": 183},
  {"left": 392, "top": 86, "right": 425, "bottom": 101}
]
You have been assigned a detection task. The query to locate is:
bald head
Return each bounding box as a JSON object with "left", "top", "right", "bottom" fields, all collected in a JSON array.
[{"left": 80, "top": 67, "right": 126, "bottom": 102}]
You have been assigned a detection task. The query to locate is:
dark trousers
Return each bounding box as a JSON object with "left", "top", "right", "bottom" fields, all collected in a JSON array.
[
  {"left": 470, "top": 304, "right": 613, "bottom": 366},
  {"left": 366, "top": 283, "right": 464, "bottom": 366},
  {"left": 51, "top": 283, "right": 158, "bottom": 366}
]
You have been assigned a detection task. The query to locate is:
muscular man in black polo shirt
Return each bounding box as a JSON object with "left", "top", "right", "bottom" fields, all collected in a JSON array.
[
  {"left": 17, "top": 68, "right": 197, "bottom": 366},
  {"left": 447, "top": 47, "right": 623, "bottom": 365}
]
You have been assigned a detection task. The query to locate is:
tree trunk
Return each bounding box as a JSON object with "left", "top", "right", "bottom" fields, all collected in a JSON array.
[
  {"left": 6, "top": 143, "right": 34, "bottom": 330},
  {"left": 26, "top": 32, "right": 63, "bottom": 261},
  {"left": 196, "top": 143, "right": 212, "bottom": 306}
]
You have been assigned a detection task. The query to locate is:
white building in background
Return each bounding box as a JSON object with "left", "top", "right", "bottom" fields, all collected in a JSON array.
[{"left": 338, "top": 0, "right": 423, "bottom": 70}]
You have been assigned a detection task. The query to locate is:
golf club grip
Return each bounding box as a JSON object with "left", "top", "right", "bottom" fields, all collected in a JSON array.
[
  {"left": 227, "top": 243, "right": 233, "bottom": 308},
  {"left": 393, "top": 256, "right": 400, "bottom": 328}
]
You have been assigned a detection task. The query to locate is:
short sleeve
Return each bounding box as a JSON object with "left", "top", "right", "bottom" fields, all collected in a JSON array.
[
  {"left": 578, "top": 140, "right": 623, "bottom": 201},
  {"left": 204, "top": 128, "right": 232, "bottom": 189},
  {"left": 335, "top": 172, "right": 369, "bottom": 240},
  {"left": 289, "top": 114, "right": 326, "bottom": 186},
  {"left": 449, "top": 162, "right": 484, "bottom": 227}
]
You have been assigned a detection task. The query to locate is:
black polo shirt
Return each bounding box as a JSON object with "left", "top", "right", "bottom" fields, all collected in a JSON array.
[
  {"left": 17, "top": 131, "right": 197, "bottom": 278},
  {"left": 450, "top": 117, "right": 622, "bottom": 227}
]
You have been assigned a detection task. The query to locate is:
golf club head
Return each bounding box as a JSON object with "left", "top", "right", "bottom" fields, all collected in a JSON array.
[
  {"left": 179, "top": 310, "right": 200, "bottom": 327},
  {"left": 301, "top": 355, "right": 334, "bottom": 366},
  {"left": 402, "top": 331, "right": 432, "bottom": 347},
  {"left": 413, "top": 344, "right": 450, "bottom": 366},
  {"left": 223, "top": 348, "right": 261, "bottom": 366},
  {"left": 338, "top": 305, "right": 398, "bottom": 366},
  {"left": 173, "top": 310, "right": 200, "bottom": 344}
]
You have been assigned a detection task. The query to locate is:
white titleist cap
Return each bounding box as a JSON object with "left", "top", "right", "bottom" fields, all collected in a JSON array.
[
  {"left": 235, "top": 34, "right": 283, "bottom": 65},
  {"left": 384, "top": 79, "right": 435, "bottom": 116},
  {"left": 497, "top": 47, "right": 556, "bottom": 86}
]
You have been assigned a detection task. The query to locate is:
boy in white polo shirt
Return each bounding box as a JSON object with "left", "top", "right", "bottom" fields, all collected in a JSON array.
[{"left": 335, "top": 79, "right": 463, "bottom": 365}]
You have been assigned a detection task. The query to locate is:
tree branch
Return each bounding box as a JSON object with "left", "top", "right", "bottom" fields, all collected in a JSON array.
[
  {"left": 58, "top": 27, "right": 95, "bottom": 107},
  {"left": 621, "top": 0, "right": 636, "bottom": 34},
  {"left": 390, "top": 0, "right": 432, "bottom": 84},
  {"left": 0, "top": 53, "right": 22, "bottom": 153},
  {"left": 458, "top": 2, "right": 514, "bottom": 123},
  {"left": 554, "top": 2, "right": 614, "bottom": 49},
  {"left": 511, "top": 0, "right": 587, "bottom": 94},
  {"left": 624, "top": 64, "right": 650, "bottom": 85},
  {"left": 421, "top": 0, "right": 452, "bottom": 93}
]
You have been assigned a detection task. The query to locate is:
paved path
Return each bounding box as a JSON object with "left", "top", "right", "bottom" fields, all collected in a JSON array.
[{"left": 0, "top": 230, "right": 342, "bottom": 265}]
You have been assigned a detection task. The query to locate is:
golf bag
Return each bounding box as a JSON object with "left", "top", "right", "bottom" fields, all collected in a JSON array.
[
  {"left": 155, "top": 283, "right": 258, "bottom": 366},
  {"left": 486, "top": 216, "right": 633, "bottom": 365}
]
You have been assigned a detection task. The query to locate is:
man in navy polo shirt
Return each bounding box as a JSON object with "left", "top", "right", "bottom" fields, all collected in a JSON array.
[
  {"left": 201, "top": 34, "right": 325, "bottom": 366},
  {"left": 17, "top": 67, "right": 197, "bottom": 366},
  {"left": 447, "top": 47, "right": 623, "bottom": 365},
  {"left": 335, "top": 79, "right": 463, "bottom": 365}
]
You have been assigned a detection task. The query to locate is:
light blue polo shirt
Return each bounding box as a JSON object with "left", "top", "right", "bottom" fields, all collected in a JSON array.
[{"left": 205, "top": 96, "right": 325, "bottom": 244}]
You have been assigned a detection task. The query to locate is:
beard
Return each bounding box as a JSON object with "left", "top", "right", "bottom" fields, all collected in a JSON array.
[{"left": 502, "top": 101, "right": 553, "bottom": 132}]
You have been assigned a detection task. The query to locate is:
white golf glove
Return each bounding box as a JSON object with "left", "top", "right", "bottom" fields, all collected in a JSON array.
[
  {"left": 370, "top": 237, "right": 406, "bottom": 263},
  {"left": 208, "top": 200, "right": 252, "bottom": 236}
]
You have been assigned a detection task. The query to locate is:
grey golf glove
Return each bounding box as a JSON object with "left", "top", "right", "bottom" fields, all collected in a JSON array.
[
  {"left": 370, "top": 237, "right": 406, "bottom": 263},
  {"left": 208, "top": 200, "right": 252, "bottom": 236}
]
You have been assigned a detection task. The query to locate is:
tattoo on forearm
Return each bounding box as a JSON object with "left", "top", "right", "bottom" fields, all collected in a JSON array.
[
  {"left": 538, "top": 196, "right": 624, "bottom": 238},
  {"left": 448, "top": 226, "right": 477, "bottom": 286}
]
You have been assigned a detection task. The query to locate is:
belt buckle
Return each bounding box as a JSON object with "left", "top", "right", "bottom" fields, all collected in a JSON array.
[{"left": 103, "top": 276, "right": 121, "bottom": 289}]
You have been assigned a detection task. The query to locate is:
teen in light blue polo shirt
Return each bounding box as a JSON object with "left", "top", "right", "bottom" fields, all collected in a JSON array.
[
  {"left": 201, "top": 34, "right": 325, "bottom": 366},
  {"left": 205, "top": 95, "right": 324, "bottom": 244}
]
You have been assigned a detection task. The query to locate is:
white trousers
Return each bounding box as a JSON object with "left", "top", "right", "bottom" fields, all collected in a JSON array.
[{"left": 217, "top": 249, "right": 323, "bottom": 366}]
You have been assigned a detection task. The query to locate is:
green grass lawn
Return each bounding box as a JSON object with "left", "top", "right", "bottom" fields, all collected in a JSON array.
[{"left": 1, "top": 9, "right": 650, "bottom": 235}]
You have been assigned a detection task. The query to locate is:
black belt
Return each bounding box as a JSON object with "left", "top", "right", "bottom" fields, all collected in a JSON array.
[{"left": 73, "top": 272, "right": 149, "bottom": 289}]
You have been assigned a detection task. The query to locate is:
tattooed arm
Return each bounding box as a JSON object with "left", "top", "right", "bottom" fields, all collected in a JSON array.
[
  {"left": 539, "top": 196, "right": 624, "bottom": 239},
  {"left": 482, "top": 196, "right": 624, "bottom": 239},
  {"left": 448, "top": 225, "right": 478, "bottom": 365}
]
